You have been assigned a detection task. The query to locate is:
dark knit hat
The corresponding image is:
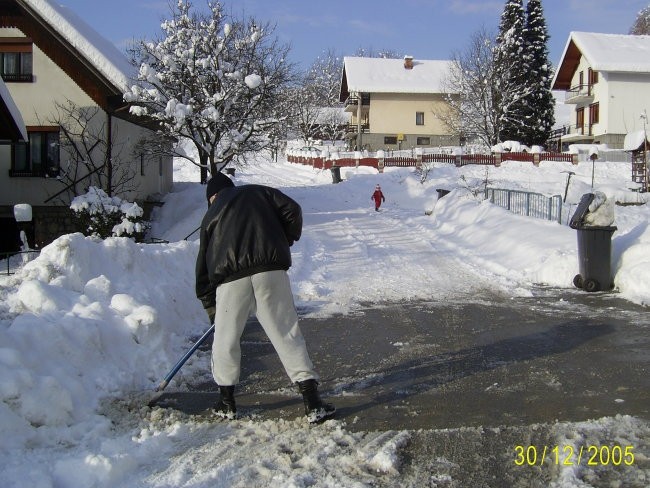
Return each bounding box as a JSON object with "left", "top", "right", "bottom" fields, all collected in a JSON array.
[{"left": 206, "top": 172, "right": 235, "bottom": 202}]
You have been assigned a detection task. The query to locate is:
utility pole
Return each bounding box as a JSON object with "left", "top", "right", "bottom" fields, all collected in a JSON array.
[{"left": 642, "top": 110, "right": 648, "bottom": 192}]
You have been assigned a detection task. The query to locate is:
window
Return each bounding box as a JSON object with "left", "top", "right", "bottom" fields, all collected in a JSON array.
[
  {"left": 588, "top": 68, "right": 598, "bottom": 85},
  {"left": 416, "top": 137, "right": 431, "bottom": 145},
  {"left": 589, "top": 103, "right": 599, "bottom": 125},
  {"left": 10, "top": 129, "right": 60, "bottom": 177},
  {"left": 416, "top": 112, "right": 425, "bottom": 125},
  {"left": 384, "top": 136, "right": 398, "bottom": 145},
  {"left": 0, "top": 39, "right": 33, "bottom": 82}
]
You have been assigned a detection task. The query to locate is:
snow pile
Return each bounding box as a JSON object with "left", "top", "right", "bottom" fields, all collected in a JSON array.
[
  {"left": 3, "top": 234, "right": 204, "bottom": 448},
  {"left": 623, "top": 129, "right": 648, "bottom": 151}
]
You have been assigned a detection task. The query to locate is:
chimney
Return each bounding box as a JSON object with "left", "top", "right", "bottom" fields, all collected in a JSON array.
[{"left": 404, "top": 55, "right": 414, "bottom": 70}]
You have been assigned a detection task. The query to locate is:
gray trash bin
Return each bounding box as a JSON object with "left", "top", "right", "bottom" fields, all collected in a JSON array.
[
  {"left": 569, "top": 193, "right": 617, "bottom": 292},
  {"left": 330, "top": 165, "right": 342, "bottom": 184}
]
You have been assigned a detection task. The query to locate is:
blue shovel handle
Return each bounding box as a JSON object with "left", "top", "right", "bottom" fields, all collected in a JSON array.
[{"left": 156, "top": 324, "right": 215, "bottom": 392}]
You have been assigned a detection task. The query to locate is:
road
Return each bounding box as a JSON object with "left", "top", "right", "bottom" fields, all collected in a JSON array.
[{"left": 153, "top": 287, "right": 650, "bottom": 487}]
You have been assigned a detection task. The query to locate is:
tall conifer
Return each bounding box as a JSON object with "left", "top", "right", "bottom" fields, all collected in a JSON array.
[
  {"left": 521, "top": 0, "right": 555, "bottom": 146},
  {"left": 494, "top": 0, "right": 528, "bottom": 143}
]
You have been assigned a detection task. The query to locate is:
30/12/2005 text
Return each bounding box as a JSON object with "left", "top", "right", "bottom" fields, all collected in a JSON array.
[{"left": 514, "top": 445, "right": 635, "bottom": 467}]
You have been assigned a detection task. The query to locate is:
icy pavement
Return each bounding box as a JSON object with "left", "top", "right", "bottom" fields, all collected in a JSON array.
[{"left": 149, "top": 289, "right": 650, "bottom": 486}]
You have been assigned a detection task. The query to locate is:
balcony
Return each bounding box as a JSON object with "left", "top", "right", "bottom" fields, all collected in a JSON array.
[
  {"left": 346, "top": 123, "right": 369, "bottom": 133},
  {"left": 344, "top": 93, "right": 370, "bottom": 113},
  {"left": 555, "top": 124, "right": 595, "bottom": 144},
  {"left": 565, "top": 84, "right": 594, "bottom": 104}
]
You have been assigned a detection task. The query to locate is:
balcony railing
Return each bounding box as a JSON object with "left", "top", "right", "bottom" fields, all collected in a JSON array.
[
  {"left": 565, "top": 84, "right": 594, "bottom": 103},
  {"left": 346, "top": 123, "right": 369, "bottom": 133},
  {"left": 344, "top": 94, "right": 370, "bottom": 108}
]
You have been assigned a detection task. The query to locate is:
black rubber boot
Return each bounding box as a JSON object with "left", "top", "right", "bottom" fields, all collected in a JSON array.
[
  {"left": 297, "top": 379, "right": 335, "bottom": 424},
  {"left": 214, "top": 385, "right": 237, "bottom": 419}
]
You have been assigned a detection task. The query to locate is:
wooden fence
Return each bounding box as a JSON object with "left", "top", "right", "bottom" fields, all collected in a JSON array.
[{"left": 287, "top": 151, "right": 578, "bottom": 170}]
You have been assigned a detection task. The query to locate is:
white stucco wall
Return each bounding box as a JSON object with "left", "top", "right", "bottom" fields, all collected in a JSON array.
[
  {"left": 568, "top": 54, "right": 650, "bottom": 140},
  {"left": 0, "top": 28, "right": 172, "bottom": 207},
  {"left": 604, "top": 72, "right": 650, "bottom": 135}
]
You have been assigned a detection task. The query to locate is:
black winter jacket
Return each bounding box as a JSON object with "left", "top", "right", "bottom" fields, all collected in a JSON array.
[{"left": 195, "top": 184, "right": 302, "bottom": 309}]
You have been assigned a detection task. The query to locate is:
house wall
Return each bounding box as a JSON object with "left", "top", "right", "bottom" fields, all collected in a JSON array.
[
  {"left": 0, "top": 28, "right": 172, "bottom": 249},
  {"left": 348, "top": 92, "right": 458, "bottom": 150},
  {"left": 567, "top": 54, "right": 650, "bottom": 148},
  {"left": 604, "top": 71, "right": 650, "bottom": 136},
  {"left": 369, "top": 93, "right": 451, "bottom": 135},
  {"left": 0, "top": 28, "right": 172, "bottom": 208}
]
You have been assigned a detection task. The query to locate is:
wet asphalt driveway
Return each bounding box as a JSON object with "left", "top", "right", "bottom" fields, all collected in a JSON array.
[
  {"left": 153, "top": 288, "right": 650, "bottom": 487},
  {"left": 157, "top": 288, "right": 649, "bottom": 430}
]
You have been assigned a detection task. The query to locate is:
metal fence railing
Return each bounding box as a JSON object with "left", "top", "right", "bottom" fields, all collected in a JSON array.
[
  {"left": 485, "top": 188, "right": 564, "bottom": 224},
  {"left": 1, "top": 250, "right": 41, "bottom": 275}
]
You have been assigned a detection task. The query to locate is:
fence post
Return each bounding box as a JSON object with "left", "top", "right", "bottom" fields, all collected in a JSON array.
[
  {"left": 533, "top": 153, "right": 540, "bottom": 167},
  {"left": 494, "top": 152, "right": 501, "bottom": 167},
  {"left": 572, "top": 153, "right": 579, "bottom": 165},
  {"left": 415, "top": 147, "right": 423, "bottom": 170},
  {"left": 377, "top": 150, "right": 385, "bottom": 173},
  {"left": 455, "top": 155, "right": 462, "bottom": 167},
  {"left": 354, "top": 151, "right": 361, "bottom": 168}
]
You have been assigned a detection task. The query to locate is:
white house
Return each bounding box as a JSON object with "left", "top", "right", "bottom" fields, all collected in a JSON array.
[
  {"left": 339, "top": 56, "right": 458, "bottom": 151},
  {"left": 552, "top": 31, "right": 650, "bottom": 149},
  {"left": 0, "top": 0, "right": 173, "bottom": 252}
]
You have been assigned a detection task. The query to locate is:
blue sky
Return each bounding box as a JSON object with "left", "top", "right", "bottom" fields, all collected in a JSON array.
[{"left": 58, "top": 0, "right": 648, "bottom": 69}]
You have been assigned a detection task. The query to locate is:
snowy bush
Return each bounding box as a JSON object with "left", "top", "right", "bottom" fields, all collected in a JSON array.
[{"left": 70, "top": 187, "right": 149, "bottom": 242}]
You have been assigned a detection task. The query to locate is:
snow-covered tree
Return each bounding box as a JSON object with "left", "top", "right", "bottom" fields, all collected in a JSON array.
[
  {"left": 125, "top": 0, "right": 293, "bottom": 182},
  {"left": 493, "top": 0, "right": 530, "bottom": 143},
  {"left": 300, "top": 49, "right": 346, "bottom": 142},
  {"left": 521, "top": 0, "right": 555, "bottom": 146},
  {"left": 305, "top": 49, "right": 343, "bottom": 108},
  {"left": 438, "top": 28, "right": 502, "bottom": 147},
  {"left": 630, "top": 5, "right": 650, "bottom": 34}
]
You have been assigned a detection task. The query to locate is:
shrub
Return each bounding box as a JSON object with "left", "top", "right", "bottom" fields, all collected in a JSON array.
[{"left": 70, "top": 187, "right": 149, "bottom": 242}]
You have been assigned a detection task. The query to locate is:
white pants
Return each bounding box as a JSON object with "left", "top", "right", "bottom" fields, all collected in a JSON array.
[{"left": 211, "top": 270, "right": 318, "bottom": 386}]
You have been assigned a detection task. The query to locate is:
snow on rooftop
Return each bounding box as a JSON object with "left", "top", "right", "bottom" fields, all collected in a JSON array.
[
  {"left": 570, "top": 31, "right": 650, "bottom": 73},
  {"left": 343, "top": 56, "right": 453, "bottom": 94},
  {"left": 0, "top": 76, "right": 27, "bottom": 140},
  {"left": 26, "top": 0, "right": 134, "bottom": 91}
]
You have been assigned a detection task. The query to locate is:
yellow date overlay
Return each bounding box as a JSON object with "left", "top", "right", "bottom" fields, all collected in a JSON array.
[{"left": 514, "top": 445, "right": 635, "bottom": 467}]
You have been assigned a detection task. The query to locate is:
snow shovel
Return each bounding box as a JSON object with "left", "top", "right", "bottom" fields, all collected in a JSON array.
[{"left": 149, "top": 324, "right": 215, "bottom": 405}]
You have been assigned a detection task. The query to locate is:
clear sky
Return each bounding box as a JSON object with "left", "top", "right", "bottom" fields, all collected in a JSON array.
[{"left": 56, "top": 0, "right": 648, "bottom": 69}]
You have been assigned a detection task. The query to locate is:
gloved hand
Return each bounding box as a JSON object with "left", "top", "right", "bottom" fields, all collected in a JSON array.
[{"left": 205, "top": 306, "right": 216, "bottom": 324}]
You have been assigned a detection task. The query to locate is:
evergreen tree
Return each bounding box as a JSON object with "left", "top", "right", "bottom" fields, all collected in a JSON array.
[
  {"left": 493, "top": 0, "right": 529, "bottom": 143},
  {"left": 630, "top": 5, "right": 650, "bottom": 34},
  {"left": 521, "top": 0, "right": 555, "bottom": 146}
]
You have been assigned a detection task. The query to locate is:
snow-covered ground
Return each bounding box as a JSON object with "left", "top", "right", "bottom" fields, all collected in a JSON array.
[{"left": 1, "top": 151, "right": 649, "bottom": 487}]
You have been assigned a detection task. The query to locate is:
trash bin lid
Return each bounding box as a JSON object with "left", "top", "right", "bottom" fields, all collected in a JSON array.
[{"left": 569, "top": 193, "right": 595, "bottom": 229}]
